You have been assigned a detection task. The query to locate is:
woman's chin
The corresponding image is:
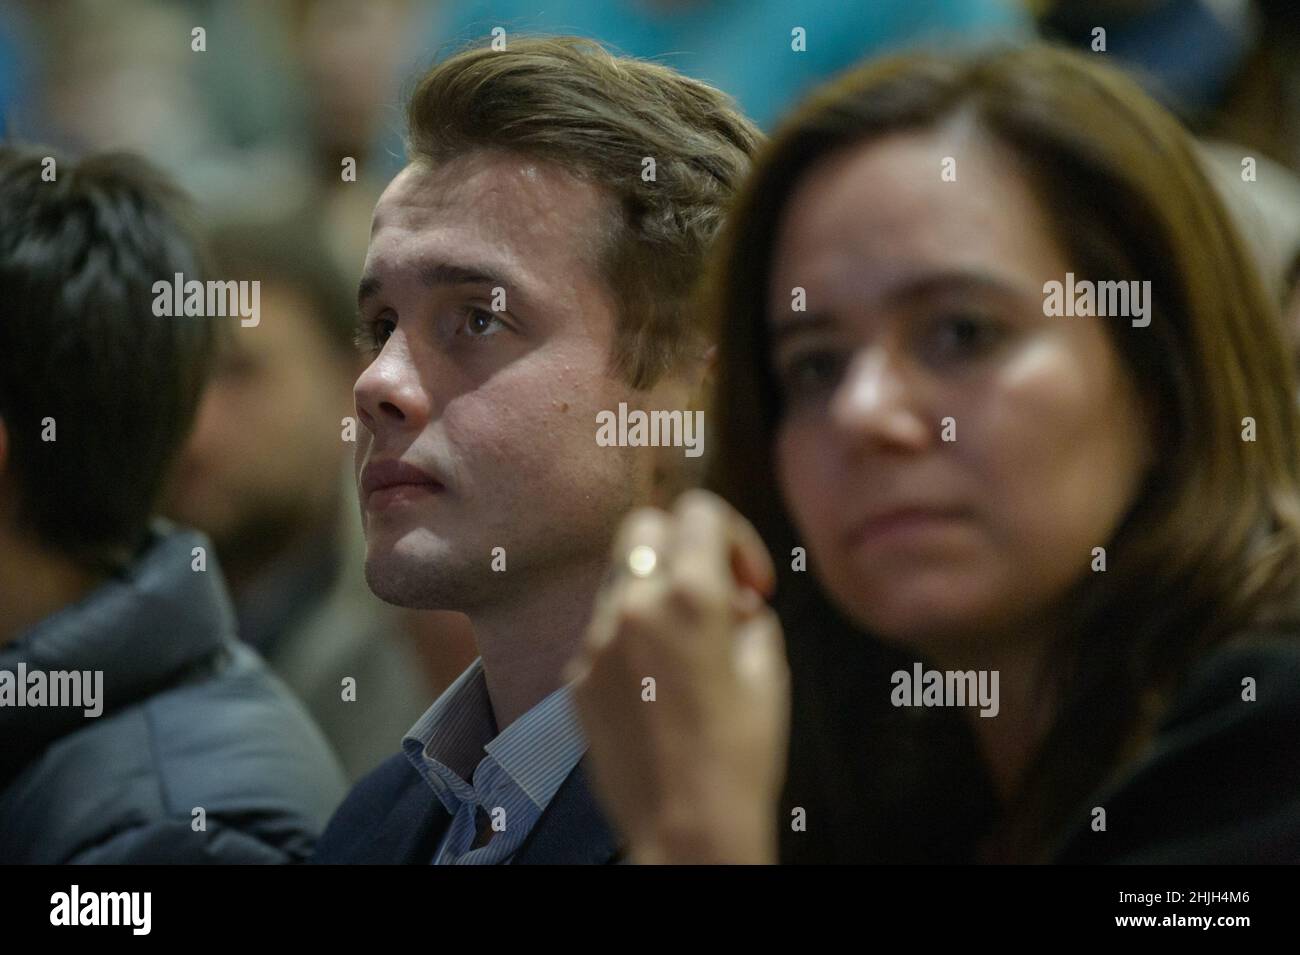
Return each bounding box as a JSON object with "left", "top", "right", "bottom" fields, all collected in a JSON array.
[{"left": 832, "top": 578, "right": 1005, "bottom": 654}]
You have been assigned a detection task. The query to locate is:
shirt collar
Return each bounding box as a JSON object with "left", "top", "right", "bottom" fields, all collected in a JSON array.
[
  {"left": 485, "top": 677, "right": 586, "bottom": 810},
  {"left": 402, "top": 659, "right": 588, "bottom": 816}
]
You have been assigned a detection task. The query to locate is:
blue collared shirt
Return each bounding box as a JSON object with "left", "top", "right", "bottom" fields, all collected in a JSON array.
[{"left": 401, "top": 658, "right": 588, "bottom": 864}]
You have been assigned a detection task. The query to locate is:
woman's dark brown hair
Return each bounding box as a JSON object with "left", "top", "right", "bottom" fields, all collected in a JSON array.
[{"left": 703, "top": 45, "right": 1300, "bottom": 862}]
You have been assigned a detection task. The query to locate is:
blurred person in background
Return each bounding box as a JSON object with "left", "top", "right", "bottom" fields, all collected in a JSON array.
[
  {"left": 571, "top": 45, "right": 1300, "bottom": 864},
  {"left": 162, "top": 212, "right": 477, "bottom": 782},
  {"left": 1197, "top": 141, "right": 1300, "bottom": 371},
  {"left": 0, "top": 4, "right": 31, "bottom": 139},
  {"left": 0, "top": 145, "right": 345, "bottom": 862},
  {"left": 435, "top": 0, "right": 1030, "bottom": 130},
  {"left": 3, "top": 0, "right": 436, "bottom": 283},
  {"left": 1038, "top": 0, "right": 1300, "bottom": 174},
  {"left": 6, "top": 0, "right": 293, "bottom": 205},
  {"left": 282, "top": 0, "right": 430, "bottom": 275}
]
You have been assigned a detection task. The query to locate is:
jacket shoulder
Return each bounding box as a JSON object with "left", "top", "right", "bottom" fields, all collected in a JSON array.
[
  {"left": 145, "top": 642, "right": 348, "bottom": 843},
  {"left": 0, "top": 641, "right": 346, "bottom": 864}
]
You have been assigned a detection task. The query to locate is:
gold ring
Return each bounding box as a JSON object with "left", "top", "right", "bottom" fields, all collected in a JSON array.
[{"left": 626, "top": 544, "right": 659, "bottom": 578}]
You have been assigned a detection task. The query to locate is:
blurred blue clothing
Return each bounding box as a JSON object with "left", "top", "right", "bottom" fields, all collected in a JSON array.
[
  {"left": 432, "top": 0, "right": 1030, "bottom": 129},
  {"left": 1042, "top": 0, "right": 1254, "bottom": 120},
  {"left": 0, "top": 523, "right": 346, "bottom": 863},
  {"left": 0, "top": 3, "right": 33, "bottom": 140}
]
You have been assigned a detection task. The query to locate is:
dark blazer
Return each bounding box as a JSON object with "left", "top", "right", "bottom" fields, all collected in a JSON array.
[{"left": 312, "top": 753, "right": 622, "bottom": 864}]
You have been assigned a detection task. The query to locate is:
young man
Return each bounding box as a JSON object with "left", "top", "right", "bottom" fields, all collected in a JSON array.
[
  {"left": 313, "top": 37, "right": 761, "bottom": 864},
  {"left": 0, "top": 145, "right": 346, "bottom": 862}
]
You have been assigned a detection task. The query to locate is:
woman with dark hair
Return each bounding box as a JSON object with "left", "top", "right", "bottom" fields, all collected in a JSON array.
[{"left": 568, "top": 44, "right": 1300, "bottom": 864}]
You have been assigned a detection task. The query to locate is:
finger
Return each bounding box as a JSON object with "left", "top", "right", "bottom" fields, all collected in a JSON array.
[
  {"left": 587, "top": 506, "right": 673, "bottom": 654},
  {"left": 734, "top": 609, "right": 791, "bottom": 786},
  {"left": 733, "top": 607, "right": 788, "bottom": 687},
  {"left": 732, "top": 585, "right": 764, "bottom": 620},
  {"left": 671, "top": 489, "right": 775, "bottom": 599}
]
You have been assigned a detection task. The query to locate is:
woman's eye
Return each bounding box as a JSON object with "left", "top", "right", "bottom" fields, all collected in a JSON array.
[
  {"left": 926, "top": 312, "right": 1004, "bottom": 363},
  {"left": 777, "top": 349, "right": 847, "bottom": 400}
]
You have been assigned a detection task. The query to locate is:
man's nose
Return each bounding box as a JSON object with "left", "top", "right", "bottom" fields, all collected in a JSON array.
[
  {"left": 353, "top": 330, "right": 433, "bottom": 435},
  {"left": 828, "top": 344, "right": 931, "bottom": 451}
]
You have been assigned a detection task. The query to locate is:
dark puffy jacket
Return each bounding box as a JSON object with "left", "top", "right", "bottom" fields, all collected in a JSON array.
[{"left": 0, "top": 524, "right": 347, "bottom": 862}]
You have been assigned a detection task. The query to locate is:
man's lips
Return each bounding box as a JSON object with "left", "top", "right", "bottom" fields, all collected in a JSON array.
[{"left": 360, "top": 458, "right": 445, "bottom": 506}]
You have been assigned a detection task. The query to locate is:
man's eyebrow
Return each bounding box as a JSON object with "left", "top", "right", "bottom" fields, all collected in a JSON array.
[
  {"left": 357, "top": 262, "right": 521, "bottom": 309},
  {"left": 419, "top": 262, "right": 513, "bottom": 290}
]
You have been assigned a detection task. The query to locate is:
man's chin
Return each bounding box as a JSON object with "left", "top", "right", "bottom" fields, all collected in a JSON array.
[
  {"left": 362, "top": 549, "right": 465, "bottom": 611},
  {"left": 364, "top": 562, "right": 434, "bottom": 609}
]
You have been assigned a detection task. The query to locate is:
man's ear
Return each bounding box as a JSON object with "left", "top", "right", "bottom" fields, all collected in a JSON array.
[
  {"left": 644, "top": 352, "right": 713, "bottom": 508},
  {"left": 687, "top": 343, "right": 717, "bottom": 410}
]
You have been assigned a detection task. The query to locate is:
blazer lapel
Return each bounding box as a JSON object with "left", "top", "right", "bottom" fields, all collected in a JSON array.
[
  {"left": 381, "top": 775, "right": 453, "bottom": 864},
  {"left": 512, "top": 759, "right": 623, "bottom": 864}
]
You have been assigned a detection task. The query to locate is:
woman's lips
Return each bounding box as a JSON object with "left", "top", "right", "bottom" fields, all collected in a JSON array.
[{"left": 847, "top": 508, "right": 966, "bottom": 549}]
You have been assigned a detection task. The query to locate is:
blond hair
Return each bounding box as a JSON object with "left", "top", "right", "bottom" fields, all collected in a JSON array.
[{"left": 406, "top": 36, "right": 762, "bottom": 387}]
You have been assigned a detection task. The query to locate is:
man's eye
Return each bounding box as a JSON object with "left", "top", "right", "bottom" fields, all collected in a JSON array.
[
  {"left": 354, "top": 316, "right": 395, "bottom": 355},
  {"left": 460, "top": 307, "right": 505, "bottom": 338}
]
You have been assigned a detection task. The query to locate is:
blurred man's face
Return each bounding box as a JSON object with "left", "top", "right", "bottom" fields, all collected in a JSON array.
[
  {"left": 353, "top": 152, "right": 654, "bottom": 611},
  {"left": 165, "top": 282, "right": 354, "bottom": 568}
]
